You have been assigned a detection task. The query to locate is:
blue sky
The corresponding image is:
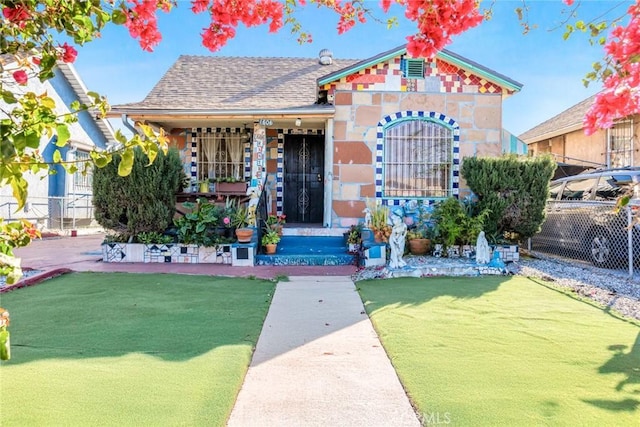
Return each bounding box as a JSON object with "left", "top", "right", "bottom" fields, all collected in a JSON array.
[{"left": 73, "top": 0, "right": 633, "bottom": 136}]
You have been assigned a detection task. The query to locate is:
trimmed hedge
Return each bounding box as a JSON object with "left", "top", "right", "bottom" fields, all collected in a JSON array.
[
  {"left": 461, "top": 154, "right": 556, "bottom": 241},
  {"left": 93, "top": 147, "right": 184, "bottom": 240}
]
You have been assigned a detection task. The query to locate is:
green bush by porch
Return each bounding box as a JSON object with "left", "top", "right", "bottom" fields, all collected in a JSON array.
[
  {"left": 0, "top": 273, "right": 275, "bottom": 426},
  {"left": 93, "top": 147, "right": 185, "bottom": 241},
  {"left": 358, "top": 276, "right": 640, "bottom": 425}
]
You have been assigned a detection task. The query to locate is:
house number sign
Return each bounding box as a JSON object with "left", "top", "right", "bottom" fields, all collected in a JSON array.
[{"left": 259, "top": 119, "right": 273, "bottom": 126}]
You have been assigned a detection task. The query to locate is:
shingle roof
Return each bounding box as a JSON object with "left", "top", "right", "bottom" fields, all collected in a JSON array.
[
  {"left": 518, "top": 94, "right": 596, "bottom": 143},
  {"left": 114, "top": 55, "right": 360, "bottom": 111}
]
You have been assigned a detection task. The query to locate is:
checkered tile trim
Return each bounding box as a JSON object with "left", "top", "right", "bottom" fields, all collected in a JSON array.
[
  {"left": 375, "top": 111, "right": 460, "bottom": 205},
  {"left": 191, "top": 128, "right": 251, "bottom": 182},
  {"left": 190, "top": 130, "right": 197, "bottom": 183},
  {"left": 276, "top": 129, "right": 284, "bottom": 217}
]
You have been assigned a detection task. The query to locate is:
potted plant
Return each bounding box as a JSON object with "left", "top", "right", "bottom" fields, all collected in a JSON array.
[
  {"left": 231, "top": 204, "right": 253, "bottom": 243},
  {"left": 407, "top": 227, "right": 432, "bottom": 255},
  {"left": 345, "top": 223, "right": 363, "bottom": 253},
  {"left": 198, "top": 179, "right": 211, "bottom": 193},
  {"left": 261, "top": 229, "right": 280, "bottom": 254},
  {"left": 215, "top": 176, "right": 247, "bottom": 194},
  {"left": 368, "top": 202, "right": 391, "bottom": 243},
  {"left": 265, "top": 214, "right": 286, "bottom": 236}
]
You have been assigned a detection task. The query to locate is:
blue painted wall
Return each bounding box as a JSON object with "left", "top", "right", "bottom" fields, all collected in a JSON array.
[
  {"left": 44, "top": 67, "right": 109, "bottom": 197},
  {"left": 49, "top": 68, "right": 109, "bottom": 150}
]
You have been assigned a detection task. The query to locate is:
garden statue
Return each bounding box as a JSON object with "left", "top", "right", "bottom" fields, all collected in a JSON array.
[
  {"left": 475, "top": 230, "right": 491, "bottom": 264},
  {"left": 363, "top": 207, "right": 372, "bottom": 228},
  {"left": 388, "top": 214, "right": 407, "bottom": 269}
]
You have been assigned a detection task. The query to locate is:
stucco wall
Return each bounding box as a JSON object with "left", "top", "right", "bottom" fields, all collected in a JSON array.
[
  {"left": 331, "top": 90, "right": 503, "bottom": 226},
  {"left": 527, "top": 114, "right": 639, "bottom": 168}
]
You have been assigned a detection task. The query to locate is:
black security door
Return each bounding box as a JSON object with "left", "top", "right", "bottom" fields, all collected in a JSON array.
[{"left": 283, "top": 135, "right": 324, "bottom": 223}]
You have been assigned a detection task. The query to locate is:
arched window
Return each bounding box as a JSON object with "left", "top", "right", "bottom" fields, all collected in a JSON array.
[{"left": 383, "top": 119, "right": 453, "bottom": 198}]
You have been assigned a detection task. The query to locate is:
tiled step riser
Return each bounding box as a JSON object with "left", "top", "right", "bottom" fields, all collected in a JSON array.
[{"left": 255, "top": 254, "right": 357, "bottom": 266}]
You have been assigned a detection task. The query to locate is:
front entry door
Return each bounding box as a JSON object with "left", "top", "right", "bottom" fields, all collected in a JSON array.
[{"left": 283, "top": 135, "right": 324, "bottom": 223}]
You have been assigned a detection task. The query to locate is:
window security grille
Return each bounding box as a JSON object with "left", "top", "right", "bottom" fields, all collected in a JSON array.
[
  {"left": 197, "top": 131, "right": 247, "bottom": 182},
  {"left": 608, "top": 120, "right": 634, "bottom": 168},
  {"left": 72, "top": 150, "right": 92, "bottom": 192},
  {"left": 384, "top": 120, "right": 452, "bottom": 198}
]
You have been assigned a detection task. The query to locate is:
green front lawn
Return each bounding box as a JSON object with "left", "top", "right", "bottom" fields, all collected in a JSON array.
[
  {"left": 358, "top": 276, "right": 640, "bottom": 426},
  {"left": 0, "top": 273, "right": 275, "bottom": 426}
]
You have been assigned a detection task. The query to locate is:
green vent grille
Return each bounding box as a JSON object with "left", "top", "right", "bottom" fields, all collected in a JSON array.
[{"left": 405, "top": 59, "right": 424, "bottom": 79}]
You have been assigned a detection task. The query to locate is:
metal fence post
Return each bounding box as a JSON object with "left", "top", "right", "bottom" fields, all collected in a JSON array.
[{"left": 628, "top": 206, "right": 634, "bottom": 278}]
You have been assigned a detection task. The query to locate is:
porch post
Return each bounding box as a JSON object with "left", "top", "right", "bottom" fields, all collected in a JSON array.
[
  {"left": 323, "top": 118, "right": 334, "bottom": 228},
  {"left": 251, "top": 122, "right": 266, "bottom": 191}
]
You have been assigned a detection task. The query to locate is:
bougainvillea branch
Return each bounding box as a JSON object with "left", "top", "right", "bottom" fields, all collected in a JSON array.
[{"left": 583, "top": 1, "right": 640, "bottom": 135}]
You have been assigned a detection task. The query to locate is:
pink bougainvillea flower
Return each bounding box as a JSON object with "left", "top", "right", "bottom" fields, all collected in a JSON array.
[
  {"left": 60, "top": 43, "right": 78, "bottom": 63},
  {"left": 3, "top": 5, "right": 30, "bottom": 26},
  {"left": 191, "top": 0, "right": 209, "bottom": 14},
  {"left": 223, "top": 217, "right": 231, "bottom": 225},
  {"left": 13, "top": 70, "right": 28, "bottom": 85}
]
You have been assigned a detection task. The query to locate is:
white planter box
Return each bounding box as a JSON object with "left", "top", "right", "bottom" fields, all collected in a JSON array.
[
  {"left": 491, "top": 244, "right": 519, "bottom": 262},
  {"left": 102, "top": 243, "right": 233, "bottom": 264}
]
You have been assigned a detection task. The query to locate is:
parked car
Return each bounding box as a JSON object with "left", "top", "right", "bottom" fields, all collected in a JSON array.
[{"left": 534, "top": 167, "right": 640, "bottom": 268}]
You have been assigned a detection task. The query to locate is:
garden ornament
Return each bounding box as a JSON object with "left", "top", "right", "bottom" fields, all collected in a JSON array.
[
  {"left": 475, "top": 231, "right": 491, "bottom": 264},
  {"left": 388, "top": 214, "right": 407, "bottom": 269},
  {"left": 363, "top": 207, "right": 372, "bottom": 228},
  {"left": 488, "top": 250, "right": 506, "bottom": 271}
]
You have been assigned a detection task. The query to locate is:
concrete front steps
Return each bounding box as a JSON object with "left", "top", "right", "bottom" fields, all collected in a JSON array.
[
  {"left": 255, "top": 235, "right": 358, "bottom": 266},
  {"left": 256, "top": 226, "right": 358, "bottom": 266}
]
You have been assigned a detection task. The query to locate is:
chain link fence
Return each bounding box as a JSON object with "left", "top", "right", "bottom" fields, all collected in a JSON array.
[
  {"left": 530, "top": 201, "right": 638, "bottom": 277},
  {"left": 0, "top": 194, "right": 99, "bottom": 233}
]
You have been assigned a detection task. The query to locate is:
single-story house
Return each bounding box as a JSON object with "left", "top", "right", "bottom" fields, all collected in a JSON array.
[
  {"left": 519, "top": 94, "right": 640, "bottom": 176},
  {"left": 110, "top": 43, "right": 523, "bottom": 229},
  {"left": 0, "top": 59, "right": 115, "bottom": 229}
]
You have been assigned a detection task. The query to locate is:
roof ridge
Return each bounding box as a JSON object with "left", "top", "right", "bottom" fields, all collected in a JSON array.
[
  {"left": 176, "top": 54, "right": 362, "bottom": 61},
  {"left": 518, "top": 92, "right": 599, "bottom": 141}
]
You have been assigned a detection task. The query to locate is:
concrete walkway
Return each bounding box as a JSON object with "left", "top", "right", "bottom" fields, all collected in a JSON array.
[{"left": 227, "top": 276, "right": 420, "bottom": 427}]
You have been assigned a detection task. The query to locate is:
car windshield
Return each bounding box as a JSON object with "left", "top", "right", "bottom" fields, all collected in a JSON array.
[{"left": 595, "top": 174, "right": 639, "bottom": 201}]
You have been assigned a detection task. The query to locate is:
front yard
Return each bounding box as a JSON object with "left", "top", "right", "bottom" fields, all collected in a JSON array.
[
  {"left": 358, "top": 276, "right": 640, "bottom": 425},
  {"left": 0, "top": 273, "right": 275, "bottom": 426}
]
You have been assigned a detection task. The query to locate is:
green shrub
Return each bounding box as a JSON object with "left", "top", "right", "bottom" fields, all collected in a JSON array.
[
  {"left": 93, "top": 147, "right": 184, "bottom": 241},
  {"left": 432, "top": 197, "right": 488, "bottom": 247},
  {"left": 174, "top": 199, "right": 226, "bottom": 246},
  {"left": 461, "top": 154, "right": 556, "bottom": 241}
]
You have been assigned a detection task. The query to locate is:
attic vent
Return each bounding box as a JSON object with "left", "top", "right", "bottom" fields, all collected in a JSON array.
[
  {"left": 403, "top": 59, "right": 424, "bottom": 79},
  {"left": 319, "top": 48, "right": 333, "bottom": 65}
]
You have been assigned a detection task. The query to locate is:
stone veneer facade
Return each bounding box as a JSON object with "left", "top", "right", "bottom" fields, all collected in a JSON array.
[
  {"left": 163, "top": 50, "right": 513, "bottom": 229},
  {"left": 330, "top": 90, "right": 503, "bottom": 227}
]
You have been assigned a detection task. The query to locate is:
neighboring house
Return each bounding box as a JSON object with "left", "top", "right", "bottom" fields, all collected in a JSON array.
[
  {"left": 0, "top": 59, "right": 115, "bottom": 228},
  {"left": 519, "top": 94, "right": 640, "bottom": 174},
  {"left": 111, "top": 44, "right": 522, "bottom": 228}
]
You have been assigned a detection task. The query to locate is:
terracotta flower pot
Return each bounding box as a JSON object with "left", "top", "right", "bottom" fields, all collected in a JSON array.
[
  {"left": 409, "top": 238, "right": 431, "bottom": 255},
  {"left": 264, "top": 243, "right": 277, "bottom": 254},
  {"left": 235, "top": 228, "right": 253, "bottom": 243}
]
